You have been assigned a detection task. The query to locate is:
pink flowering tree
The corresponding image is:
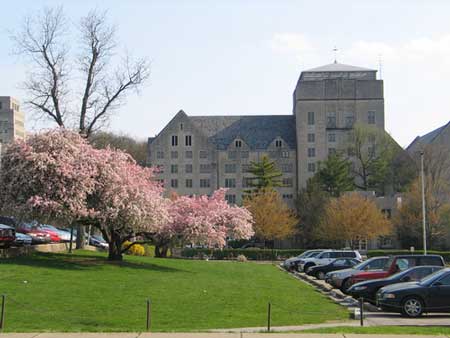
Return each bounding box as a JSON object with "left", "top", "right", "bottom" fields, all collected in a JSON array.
[
  {"left": 151, "top": 189, "right": 254, "bottom": 257},
  {"left": 0, "top": 130, "right": 98, "bottom": 225},
  {"left": 0, "top": 129, "right": 170, "bottom": 261},
  {"left": 89, "top": 148, "right": 171, "bottom": 260}
]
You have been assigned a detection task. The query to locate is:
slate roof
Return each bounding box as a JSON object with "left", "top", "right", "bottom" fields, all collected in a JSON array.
[
  {"left": 189, "top": 115, "right": 297, "bottom": 150},
  {"left": 407, "top": 121, "right": 450, "bottom": 151},
  {"left": 303, "top": 62, "right": 375, "bottom": 73}
]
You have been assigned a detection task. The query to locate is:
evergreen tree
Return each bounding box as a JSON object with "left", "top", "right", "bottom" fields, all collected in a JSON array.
[
  {"left": 316, "top": 153, "right": 354, "bottom": 197},
  {"left": 247, "top": 155, "right": 283, "bottom": 191}
]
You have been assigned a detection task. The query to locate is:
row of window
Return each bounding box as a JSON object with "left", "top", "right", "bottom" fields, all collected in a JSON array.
[
  {"left": 158, "top": 163, "right": 295, "bottom": 174},
  {"left": 307, "top": 111, "right": 377, "bottom": 126},
  {"left": 307, "top": 133, "right": 336, "bottom": 143},
  {"left": 165, "top": 177, "right": 294, "bottom": 189}
]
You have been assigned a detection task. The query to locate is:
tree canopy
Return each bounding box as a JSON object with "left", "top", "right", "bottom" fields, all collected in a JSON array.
[
  {"left": 247, "top": 155, "right": 283, "bottom": 191},
  {"left": 315, "top": 153, "right": 354, "bottom": 197}
]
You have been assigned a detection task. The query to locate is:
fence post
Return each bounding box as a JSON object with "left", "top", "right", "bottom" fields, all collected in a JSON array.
[
  {"left": 267, "top": 302, "right": 271, "bottom": 332},
  {"left": 359, "top": 297, "right": 364, "bottom": 327},
  {"left": 0, "top": 294, "right": 5, "bottom": 331},
  {"left": 146, "top": 298, "right": 151, "bottom": 331}
]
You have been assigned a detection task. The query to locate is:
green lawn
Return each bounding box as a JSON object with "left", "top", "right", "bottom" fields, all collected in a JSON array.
[
  {"left": 0, "top": 251, "right": 347, "bottom": 332},
  {"left": 301, "top": 326, "right": 450, "bottom": 335}
]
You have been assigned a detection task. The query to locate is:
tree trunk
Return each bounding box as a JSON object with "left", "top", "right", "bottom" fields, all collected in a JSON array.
[
  {"left": 155, "top": 245, "right": 169, "bottom": 258},
  {"left": 76, "top": 224, "right": 85, "bottom": 249},
  {"left": 108, "top": 240, "right": 123, "bottom": 261}
]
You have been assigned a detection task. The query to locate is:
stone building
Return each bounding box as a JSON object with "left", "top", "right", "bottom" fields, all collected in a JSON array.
[
  {"left": 147, "top": 111, "right": 297, "bottom": 206},
  {"left": 407, "top": 120, "right": 450, "bottom": 154},
  {"left": 148, "top": 62, "right": 385, "bottom": 203},
  {"left": 0, "top": 96, "right": 25, "bottom": 163}
]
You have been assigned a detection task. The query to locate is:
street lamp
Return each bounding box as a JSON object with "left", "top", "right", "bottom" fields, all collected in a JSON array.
[{"left": 420, "top": 151, "right": 427, "bottom": 255}]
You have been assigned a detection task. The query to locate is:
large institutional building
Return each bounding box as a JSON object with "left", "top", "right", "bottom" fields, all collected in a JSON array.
[
  {"left": 147, "top": 62, "right": 385, "bottom": 204},
  {"left": 0, "top": 96, "right": 25, "bottom": 160}
]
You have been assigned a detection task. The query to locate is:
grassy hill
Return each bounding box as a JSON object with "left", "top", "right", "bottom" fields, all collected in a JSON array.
[{"left": 0, "top": 251, "right": 347, "bottom": 332}]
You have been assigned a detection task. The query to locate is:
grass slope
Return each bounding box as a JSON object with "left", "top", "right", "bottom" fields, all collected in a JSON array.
[{"left": 0, "top": 251, "right": 347, "bottom": 332}]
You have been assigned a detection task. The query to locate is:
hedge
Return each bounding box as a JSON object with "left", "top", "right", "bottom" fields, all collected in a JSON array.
[
  {"left": 180, "top": 248, "right": 305, "bottom": 260},
  {"left": 180, "top": 248, "right": 450, "bottom": 262},
  {"left": 367, "top": 250, "right": 450, "bottom": 263}
]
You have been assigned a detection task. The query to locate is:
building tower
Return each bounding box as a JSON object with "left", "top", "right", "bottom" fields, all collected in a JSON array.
[{"left": 293, "top": 63, "right": 385, "bottom": 188}]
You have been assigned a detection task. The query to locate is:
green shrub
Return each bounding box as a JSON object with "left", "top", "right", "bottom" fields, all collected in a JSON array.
[
  {"left": 367, "top": 249, "right": 450, "bottom": 263},
  {"left": 180, "top": 248, "right": 305, "bottom": 260}
]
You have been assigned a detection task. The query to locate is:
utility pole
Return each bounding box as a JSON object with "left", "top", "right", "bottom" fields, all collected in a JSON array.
[{"left": 420, "top": 151, "right": 427, "bottom": 254}]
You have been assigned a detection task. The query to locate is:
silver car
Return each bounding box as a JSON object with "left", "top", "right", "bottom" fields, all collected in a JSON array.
[
  {"left": 326, "top": 256, "right": 389, "bottom": 292},
  {"left": 282, "top": 250, "right": 326, "bottom": 270}
]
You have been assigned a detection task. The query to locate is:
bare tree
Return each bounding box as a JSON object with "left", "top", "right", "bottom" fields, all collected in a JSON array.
[{"left": 13, "top": 7, "right": 150, "bottom": 137}]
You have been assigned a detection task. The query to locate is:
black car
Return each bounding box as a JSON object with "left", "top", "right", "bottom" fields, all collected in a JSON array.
[
  {"left": 349, "top": 265, "right": 443, "bottom": 304},
  {"left": 307, "top": 258, "right": 361, "bottom": 280},
  {"left": 377, "top": 267, "right": 450, "bottom": 318},
  {"left": 0, "top": 224, "right": 16, "bottom": 248}
]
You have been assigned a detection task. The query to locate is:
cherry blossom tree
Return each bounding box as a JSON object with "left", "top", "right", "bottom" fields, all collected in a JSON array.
[
  {"left": 89, "top": 148, "right": 170, "bottom": 260},
  {"left": 152, "top": 189, "right": 254, "bottom": 257},
  {"left": 0, "top": 129, "right": 97, "bottom": 224}
]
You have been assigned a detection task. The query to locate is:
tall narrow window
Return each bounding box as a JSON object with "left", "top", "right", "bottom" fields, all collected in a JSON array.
[
  {"left": 171, "top": 179, "right": 178, "bottom": 188},
  {"left": 307, "top": 133, "right": 315, "bottom": 143},
  {"left": 171, "top": 135, "right": 178, "bottom": 146},
  {"left": 308, "top": 111, "right": 315, "bottom": 125},
  {"left": 307, "top": 148, "right": 316, "bottom": 157},
  {"left": 328, "top": 133, "right": 336, "bottom": 143},
  {"left": 235, "top": 140, "right": 242, "bottom": 148},
  {"left": 185, "top": 135, "right": 192, "bottom": 146},
  {"left": 327, "top": 112, "right": 336, "bottom": 128},
  {"left": 368, "top": 111, "right": 376, "bottom": 124},
  {"left": 275, "top": 140, "right": 282, "bottom": 148}
]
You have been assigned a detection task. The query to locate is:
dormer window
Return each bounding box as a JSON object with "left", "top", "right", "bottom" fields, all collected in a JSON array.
[
  {"left": 235, "top": 140, "right": 242, "bottom": 148},
  {"left": 275, "top": 140, "right": 282, "bottom": 148},
  {"left": 180, "top": 123, "right": 184, "bottom": 130}
]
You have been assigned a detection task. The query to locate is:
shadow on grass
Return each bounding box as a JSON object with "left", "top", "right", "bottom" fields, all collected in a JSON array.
[{"left": 1, "top": 252, "right": 185, "bottom": 273}]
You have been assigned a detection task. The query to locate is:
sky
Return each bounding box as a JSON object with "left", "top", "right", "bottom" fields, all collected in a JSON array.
[{"left": 1, "top": 0, "right": 450, "bottom": 147}]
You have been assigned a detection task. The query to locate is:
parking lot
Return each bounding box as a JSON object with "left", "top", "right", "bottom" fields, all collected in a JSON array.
[{"left": 289, "top": 268, "right": 450, "bottom": 327}]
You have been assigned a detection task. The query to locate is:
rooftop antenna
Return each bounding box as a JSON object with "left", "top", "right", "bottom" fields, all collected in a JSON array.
[
  {"left": 378, "top": 54, "right": 383, "bottom": 80},
  {"left": 333, "top": 46, "right": 338, "bottom": 64}
]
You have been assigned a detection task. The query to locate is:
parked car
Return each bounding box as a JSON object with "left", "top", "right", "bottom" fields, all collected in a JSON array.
[
  {"left": 298, "top": 250, "right": 362, "bottom": 272},
  {"left": 348, "top": 265, "right": 443, "bottom": 304},
  {"left": 350, "top": 255, "right": 445, "bottom": 286},
  {"left": 282, "top": 250, "right": 325, "bottom": 271},
  {"left": 15, "top": 223, "right": 51, "bottom": 244},
  {"left": 0, "top": 224, "right": 16, "bottom": 248},
  {"left": 307, "top": 258, "right": 361, "bottom": 280},
  {"left": 40, "top": 224, "right": 72, "bottom": 242},
  {"left": 377, "top": 268, "right": 450, "bottom": 318},
  {"left": 327, "top": 256, "right": 389, "bottom": 292},
  {"left": 13, "top": 232, "right": 33, "bottom": 246},
  {"left": 89, "top": 235, "right": 108, "bottom": 249}
]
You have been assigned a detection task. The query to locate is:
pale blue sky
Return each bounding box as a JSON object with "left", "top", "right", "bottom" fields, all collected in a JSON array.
[{"left": 1, "top": 0, "right": 450, "bottom": 147}]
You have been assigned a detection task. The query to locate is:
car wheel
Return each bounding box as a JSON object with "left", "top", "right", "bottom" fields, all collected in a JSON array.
[
  {"left": 316, "top": 271, "right": 326, "bottom": 280},
  {"left": 341, "top": 278, "right": 352, "bottom": 293},
  {"left": 402, "top": 296, "right": 424, "bottom": 318},
  {"left": 303, "top": 263, "right": 315, "bottom": 272}
]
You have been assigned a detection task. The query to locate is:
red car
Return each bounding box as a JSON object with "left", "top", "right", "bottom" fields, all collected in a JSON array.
[
  {"left": 16, "top": 223, "right": 54, "bottom": 244},
  {"left": 349, "top": 255, "right": 445, "bottom": 287},
  {"left": 0, "top": 224, "right": 16, "bottom": 248}
]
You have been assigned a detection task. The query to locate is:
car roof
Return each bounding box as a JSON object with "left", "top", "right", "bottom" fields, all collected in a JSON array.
[
  {"left": 391, "top": 254, "right": 443, "bottom": 258},
  {"left": 0, "top": 224, "right": 14, "bottom": 229}
]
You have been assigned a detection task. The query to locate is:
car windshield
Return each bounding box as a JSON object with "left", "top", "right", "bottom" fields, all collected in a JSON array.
[
  {"left": 354, "top": 258, "right": 378, "bottom": 270},
  {"left": 419, "top": 269, "right": 448, "bottom": 286}
]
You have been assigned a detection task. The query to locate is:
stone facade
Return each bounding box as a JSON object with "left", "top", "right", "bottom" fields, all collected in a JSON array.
[
  {"left": 147, "top": 111, "right": 297, "bottom": 206},
  {"left": 293, "top": 63, "right": 385, "bottom": 188},
  {"left": 0, "top": 96, "right": 25, "bottom": 163},
  {"left": 148, "top": 62, "right": 385, "bottom": 204}
]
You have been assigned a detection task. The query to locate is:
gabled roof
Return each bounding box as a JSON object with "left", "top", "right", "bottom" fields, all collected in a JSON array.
[
  {"left": 303, "top": 62, "right": 375, "bottom": 73},
  {"left": 189, "top": 115, "right": 297, "bottom": 150},
  {"left": 407, "top": 121, "right": 450, "bottom": 151}
]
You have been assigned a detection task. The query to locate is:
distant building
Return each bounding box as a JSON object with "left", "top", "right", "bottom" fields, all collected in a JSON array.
[
  {"left": 148, "top": 62, "right": 385, "bottom": 204},
  {"left": 0, "top": 96, "right": 25, "bottom": 143},
  {"left": 0, "top": 96, "right": 25, "bottom": 164},
  {"left": 407, "top": 121, "right": 450, "bottom": 153}
]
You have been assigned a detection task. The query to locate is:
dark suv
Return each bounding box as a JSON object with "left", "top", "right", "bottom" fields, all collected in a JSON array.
[{"left": 0, "top": 224, "right": 16, "bottom": 248}]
